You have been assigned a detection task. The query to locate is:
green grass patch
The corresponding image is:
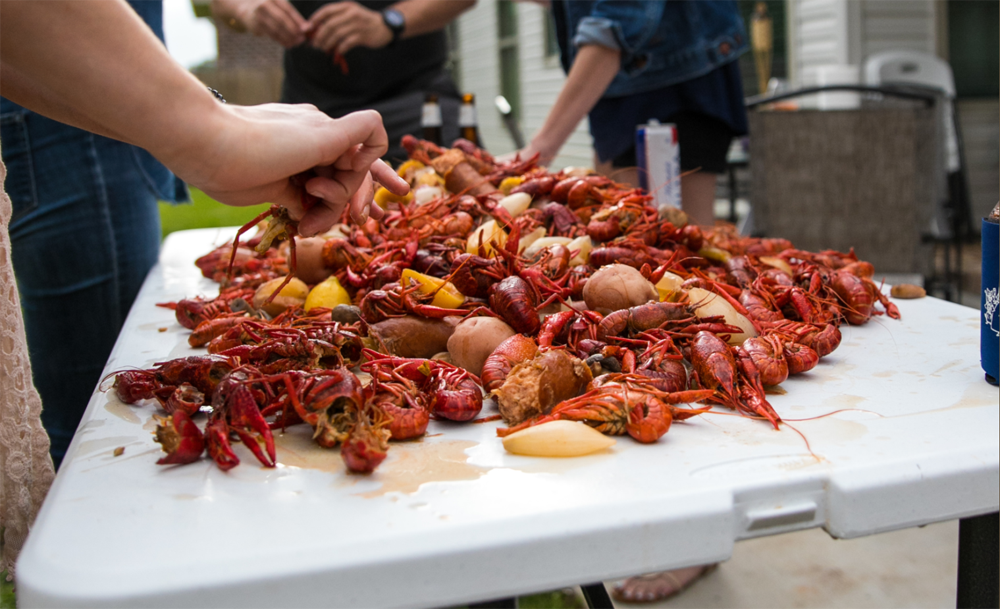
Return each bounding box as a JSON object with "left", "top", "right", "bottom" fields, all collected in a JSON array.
[
  {"left": 446, "top": 589, "right": 584, "bottom": 609},
  {"left": 159, "top": 188, "right": 270, "bottom": 240},
  {"left": 1, "top": 571, "right": 15, "bottom": 609}
]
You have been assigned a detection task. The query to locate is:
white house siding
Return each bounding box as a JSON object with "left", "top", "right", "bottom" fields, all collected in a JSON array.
[
  {"left": 788, "top": 0, "right": 934, "bottom": 83},
  {"left": 454, "top": 1, "right": 505, "bottom": 153},
  {"left": 516, "top": 3, "right": 594, "bottom": 170},
  {"left": 455, "top": 0, "right": 593, "bottom": 170},
  {"left": 860, "top": 0, "right": 936, "bottom": 56}
]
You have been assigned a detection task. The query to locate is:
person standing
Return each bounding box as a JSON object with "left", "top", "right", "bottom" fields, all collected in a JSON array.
[
  {"left": 211, "top": 0, "right": 475, "bottom": 161},
  {"left": 514, "top": 0, "right": 749, "bottom": 228},
  {"left": 1, "top": 1, "right": 189, "bottom": 468}
]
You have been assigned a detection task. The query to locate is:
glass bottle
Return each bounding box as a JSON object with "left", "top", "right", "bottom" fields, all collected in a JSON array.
[
  {"left": 459, "top": 93, "right": 481, "bottom": 147},
  {"left": 421, "top": 93, "right": 443, "bottom": 145}
]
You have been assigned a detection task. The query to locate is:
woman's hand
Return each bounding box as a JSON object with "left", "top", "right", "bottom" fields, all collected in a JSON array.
[
  {"left": 168, "top": 105, "right": 408, "bottom": 236},
  {"left": 496, "top": 142, "right": 556, "bottom": 168},
  {"left": 216, "top": 0, "right": 310, "bottom": 48},
  {"left": 307, "top": 1, "right": 392, "bottom": 56}
]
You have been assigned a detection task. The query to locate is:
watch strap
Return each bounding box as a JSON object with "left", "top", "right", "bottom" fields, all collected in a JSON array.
[{"left": 382, "top": 9, "right": 405, "bottom": 46}]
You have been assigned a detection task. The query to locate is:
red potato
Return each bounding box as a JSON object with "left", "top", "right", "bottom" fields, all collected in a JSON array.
[
  {"left": 583, "top": 263, "right": 657, "bottom": 315},
  {"left": 368, "top": 316, "right": 461, "bottom": 359},
  {"left": 291, "top": 237, "right": 333, "bottom": 285},
  {"left": 447, "top": 317, "right": 516, "bottom": 375}
]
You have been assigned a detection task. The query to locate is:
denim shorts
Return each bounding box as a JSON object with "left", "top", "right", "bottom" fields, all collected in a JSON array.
[{"left": 1, "top": 103, "right": 187, "bottom": 465}]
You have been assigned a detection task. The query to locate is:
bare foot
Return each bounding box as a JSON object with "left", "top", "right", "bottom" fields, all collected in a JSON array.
[{"left": 612, "top": 564, "right": 716, "bottom": 603}]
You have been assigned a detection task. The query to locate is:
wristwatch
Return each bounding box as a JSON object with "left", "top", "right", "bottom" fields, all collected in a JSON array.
[{"left": 381, "top": 8, "right": 405, "bottom": 46}]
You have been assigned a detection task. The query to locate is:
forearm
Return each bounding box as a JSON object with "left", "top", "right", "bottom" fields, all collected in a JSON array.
[
  {"left": 393, "top": 0, "right": 475, "bottom": 38},
  {"left": 530, "top": 44, "right": 620, "bottom": 162},
  {"left": 0, "top": 1, "right": 220, "bottom": 168},
  {"left": 0, "top": 63, "right": 125, "bottom": 140}
]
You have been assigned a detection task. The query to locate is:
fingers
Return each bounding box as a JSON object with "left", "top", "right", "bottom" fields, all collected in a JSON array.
[
  {"left": 323, "top": 110, "right": 389, "bottom": 168},
  {"left": 307, "top": 3, "right": 356, "bottom": 53},
  {"left": 306, "top": 2, "right": 382, "bottom": 54},
  {"left": 371, "top": 159, "right": 409, "bottom": 196},
  {"left": 347, "top": 172, "right": 376, "bottom": 225},
  {"left": 252, "top": 0, "right": 308, "bottom": 47}
]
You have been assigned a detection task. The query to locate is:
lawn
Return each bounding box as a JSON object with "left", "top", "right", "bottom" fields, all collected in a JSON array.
[{"left": 159, "top": 187, "right": 270, "bottom": 239}]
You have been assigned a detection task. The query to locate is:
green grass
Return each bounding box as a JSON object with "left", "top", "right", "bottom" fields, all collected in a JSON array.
[
  {"left": 447, "top": 589, "right": 584, "bottom": 609},
  {"left": 1, "top": 571, "right": 15, "bottom": 609},
  {"left": 159, "top": 188, "right": 270, "bottom": 240}
]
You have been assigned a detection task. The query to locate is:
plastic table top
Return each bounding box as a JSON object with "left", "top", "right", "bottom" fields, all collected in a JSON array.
[{"left": 17, "top": 228, "right": 999, "bottom": 608}]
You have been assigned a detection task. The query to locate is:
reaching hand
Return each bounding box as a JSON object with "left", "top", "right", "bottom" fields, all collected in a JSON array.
[
  {"left": 307, "top": 1, "right": 392, "bottom": 56},
  {"left": 233, "top": 0, "right": 310, "bottom": 48},
  {"left": 496, "top": 143, "right": 554, "bottom": 168},
  {"left": 168, "top": 105, "right": 408, "bottom": 237}
]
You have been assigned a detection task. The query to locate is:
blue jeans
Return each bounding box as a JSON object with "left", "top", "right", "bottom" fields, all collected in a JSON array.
[{"left": 1, "top": 104, "right": 187, "bottom": 465}]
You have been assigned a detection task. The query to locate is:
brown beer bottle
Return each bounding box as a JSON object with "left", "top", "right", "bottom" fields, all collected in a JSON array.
[
  {"left": 421, "top": 93, "right": 443, "bottom": 145},
  {"left": 459, "top": 93, "right": 481, "bottom": 147}
]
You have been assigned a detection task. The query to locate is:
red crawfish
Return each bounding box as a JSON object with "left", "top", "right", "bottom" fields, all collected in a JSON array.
[
  {"left": 828, "top": 270, "right": 900, "bottom": 325},
  {"left": 361, "top": 356, "right": 432, "bottom": 440},
  {"left": 631, "top": 333, "right": 689, "bottom": 393},
  {"left": 497, "top": 374, "right": 712, "bottom": 443},
  {"left": 480, "top": 334, "right": 539, "bottom": 394},
  {"left": 109, "top": 355, "right": 238, "bottom": 413},
  {"left": 340, "top": 403, "right": 391, "bottom": 474},
  {"left": 537, "top": 309, "right": 604, "bottom": 352},
  {"left": 153, "top": 410, "right": 205, "bottom": 465},
  {"left": 688, "top": 331, "right": 780, "bottom": 429},
  {"left": 279, "top": 368, "right": 366, "bottom": 449},
  {"left": 597, "top": 301, "right": 740, "bottom": 341},
  {"left": 761, "top": 320, "right": 842, "bottom": 359},
  {"left": 359, "top": 279, "right": 476, "bottom": 324},
  {"left": 361, "top": 351, "right": 483, "bottom": 422},
  {"left": 204, "top": 369, "right": 276, "bottom": 470}
]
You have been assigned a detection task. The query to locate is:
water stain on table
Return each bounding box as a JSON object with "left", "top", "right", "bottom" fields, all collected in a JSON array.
[
  {"left": 105, "top": 395, "right": 142, "bottom": 424},
  {"left": 273, "top": 429, "right": 345, "bottom": 475},
  {"left": 76, "top": 436, "right": 143, "bottom": 459},
  {"left": 361, "top": 440, "right": 487, "bottom": 498}
]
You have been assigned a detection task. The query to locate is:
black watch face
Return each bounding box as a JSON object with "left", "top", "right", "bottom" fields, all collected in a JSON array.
[{"left": 384, "top": 9, "right": 404, "bottom": 31}]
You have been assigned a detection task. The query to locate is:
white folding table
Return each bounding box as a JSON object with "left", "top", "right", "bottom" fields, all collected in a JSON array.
[{"left": 16, "top": 228, "right": 999, "bottom": 608}]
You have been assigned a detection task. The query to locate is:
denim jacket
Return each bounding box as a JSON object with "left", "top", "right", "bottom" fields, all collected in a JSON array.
[{"left": 554, "top": 0, "right": 747, "bottom": 98}]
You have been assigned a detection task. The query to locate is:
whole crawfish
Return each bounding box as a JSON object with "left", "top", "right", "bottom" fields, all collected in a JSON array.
[
  {"left": 498, "top": 374, "right": 712, "bottom": 443},
  {"left": 688, "top": 331, "right": 780, "bottom": 429}
]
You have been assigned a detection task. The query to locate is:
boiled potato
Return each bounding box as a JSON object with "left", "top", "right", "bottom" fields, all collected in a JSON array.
[
  {"left": 685, "top": 287, "right": 757, "bottom": 345},
  {"left": 253, "top": 277, "right": 309, "bottom": 316},
  {"left": 292, "top": 237, "right": 332, "bottom": 285},
  {"left": 447, "top": 316, "right": 516, "bottom": 375},
  {"left": 305, "top": 276, "right": 352, "bottom": 312},
  {"left": 502, "top": 420, "right": 616, "bottom": 457}
]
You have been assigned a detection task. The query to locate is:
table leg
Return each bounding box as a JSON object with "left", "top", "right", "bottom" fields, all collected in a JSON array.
[
  {"left": 468, "top": 597, "right": 517, "bottom": 608},
  {"left": 581, "top": 583, "right": 614, "bottom": 609},
  {"left": 956, "top": 512, "right": 999, "bottom": 609}
]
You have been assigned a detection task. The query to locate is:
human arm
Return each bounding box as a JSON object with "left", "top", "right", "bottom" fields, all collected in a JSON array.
[
  {"left": 308, "top": 0, "right": 475, "bottom": 56},
  {"left": 210, "top": 0, "right": 310, "bottom": 48},
  {"left": 519, "top": 44, "right": 620, "bottom": 167},
  {"left": 0, "top": 0, "right": 407, "bottom": 235}
]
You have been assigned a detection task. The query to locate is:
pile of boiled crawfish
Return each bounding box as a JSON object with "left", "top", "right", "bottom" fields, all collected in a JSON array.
[{"left": 109, "top": 135, "right": 900, "bottom": 474}]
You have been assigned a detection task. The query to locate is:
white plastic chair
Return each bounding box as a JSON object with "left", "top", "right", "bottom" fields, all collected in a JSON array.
[
  {"left": 864, "top": 50, "right": 972, "bottom": 299},
  {"left": 864, "top": 50, "right": 959, "bottom": 172}
]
